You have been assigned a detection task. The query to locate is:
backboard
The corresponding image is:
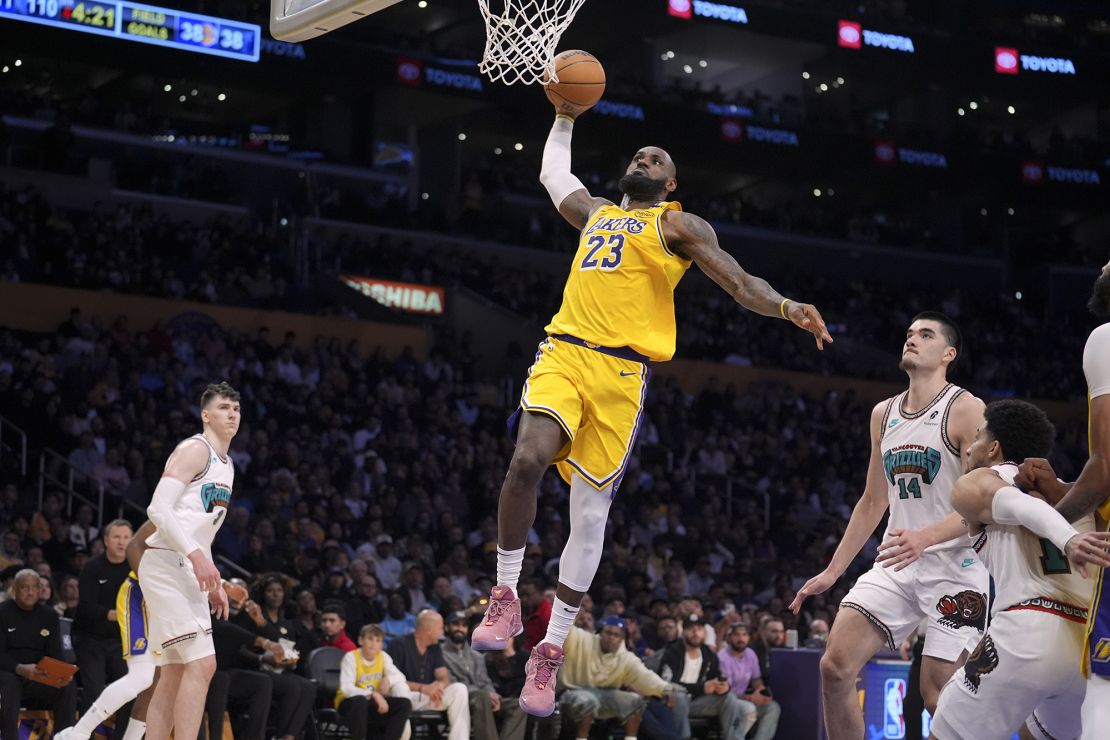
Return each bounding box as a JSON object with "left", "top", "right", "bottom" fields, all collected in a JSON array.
[{"left": 270, "top": 0, "right": 402, "bottom": 42}]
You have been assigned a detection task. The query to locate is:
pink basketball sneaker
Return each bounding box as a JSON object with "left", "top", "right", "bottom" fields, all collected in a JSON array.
[
  {"left": 470, "top": 585, "right": 522, "bottom": 650},
  {"left": 519, "top": 642, "right": 564, "bottom": 717}
]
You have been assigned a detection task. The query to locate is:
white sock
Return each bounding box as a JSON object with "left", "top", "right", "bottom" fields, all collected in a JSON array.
[
  {"left": 71, "top": 702, "right": 111, "bottom": 738},
  {"left": 122, "top": 719, "right": 147, "bottom": 740},
  {"left": 625, "top": 736, "right": 638, "bottom": 740},
  {"left": 496, "top": 546, "right": 525, "bottom": 592},
  {"left": 542, "top": 595, "right": 579, "bottom": 648}
]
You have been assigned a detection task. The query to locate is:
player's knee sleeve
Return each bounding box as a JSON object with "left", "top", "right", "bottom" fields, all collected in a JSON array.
[
  {"left": 127, "top": 660, "right": 157, "bottom": 690},
  {"left": 91, "top": 662, "right": 156, "bottom": 716},
  {"left": 559, "top": 475, "right": 613, "bottom": 591}
]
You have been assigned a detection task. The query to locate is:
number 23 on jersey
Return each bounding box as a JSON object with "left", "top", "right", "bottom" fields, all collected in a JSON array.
[{"left": 580, "top": 234, "right": 625, "bottom": 271}]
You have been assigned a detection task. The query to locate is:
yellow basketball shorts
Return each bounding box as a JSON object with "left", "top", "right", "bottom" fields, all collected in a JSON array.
[
  {"left": 509, "top": 335, "right": 651, "bottom": 493},
  {"left": 117, "top": 572, "right": 151, "bottom": 660}
]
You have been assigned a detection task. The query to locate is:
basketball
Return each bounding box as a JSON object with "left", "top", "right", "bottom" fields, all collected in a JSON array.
[{"left": 544, "top": 49, "right": 606, "bottom": 116}]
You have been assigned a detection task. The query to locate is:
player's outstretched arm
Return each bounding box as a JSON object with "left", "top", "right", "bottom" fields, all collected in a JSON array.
[
  {"left": 538, "top": 115, "right": 612, "bottom": 229},
  {"left": 1054, "top": 395, "right": 1110, "bottom": 523},
  {"left": 663, "top": 211, "right": 832, "bottom": 350},
  {"left": 790, "top": 401, "right": 888, "bottom": 613}
]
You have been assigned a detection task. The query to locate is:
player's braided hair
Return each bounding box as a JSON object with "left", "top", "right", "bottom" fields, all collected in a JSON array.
[
  {"left": 983, "top": 399, "right": 1055, "bottom": 462},
  {"left": 200, "top": 381, "right": 240, "bottom": 408}
]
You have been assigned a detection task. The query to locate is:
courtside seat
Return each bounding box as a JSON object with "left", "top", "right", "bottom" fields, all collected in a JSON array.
[{"left": 306, "top": 647, "right": 352, "bottom": 740}]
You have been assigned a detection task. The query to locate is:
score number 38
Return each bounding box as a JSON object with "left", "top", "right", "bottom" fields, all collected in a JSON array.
[{"left": 179, "top": 19, "right": 247, "bottom": 51}]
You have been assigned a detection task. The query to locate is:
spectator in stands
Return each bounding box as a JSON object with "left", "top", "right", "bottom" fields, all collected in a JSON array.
[
  {"left": 373, "top": 535, "right": 402, "bottom": 590},
  {"left": 256, "top": 577, "right": 319, "bottom": 665},
  {"left": 805, "top": 619, "right": 830, "bottom": 649},
  {"left": 346, "top": 574, "right": 385, "bottom": 640},
  {"left": 381, "top": 590, "right": 417, "bottom": 646},
  {"left": 37, "top": 573, "right": 56, "bottom": 608},
  {"left": 0, "top": 531, "right": 23, "bottom": 569},
  {"left": 0, "top": 569, "right": 77, "bottom": 738},
  {"left": 67, "top": 433, "right": 103, "bottom": 479},
  {"left": 45, "top": 518, "right": 77, "bottom": 574},
  {"left": 91, "top": 449, "right": 130, "bottom": 490},
  {"left": 320, "top": 603, "right": 358, "bottom": 652},
  {"left": 56, "top": 574, "right": 79, "bottom": 618},
  {"left": 206, "top": 593, "right": 281, "bottom": 740},
  {"left": 72, "top": 520, "right": 132, "bottom": 717},
  {"left": 295, "top": 587, "right": 323, "bottom": 641},
  {"left": 658, "top": 615, "right": 746, "bottom": 740},
  {"left": 442, "top": 610, "right": 525, "bottom": 740},
  {"left": 250, "top": 596, "right": 318, "bottom": 740},
  {"left": 388, "top": 610, "right": 470, "bottom": 740},
  {"left": 559, "top": 616, "right": 683, "bottom": 740},
  {"left": 319, "top": 567, "right": 353, "bottom": 605},
  {"left": 336, "top": 624, "right": 412, "bottom": 740},
  {"left": 402, "top": 564, "right": 429, "bottom": 614},
  {"left": 67, "top": 506, "right": 98, "bottom": 550},
  {"left": 518, "top": 578, "right": 550, "bottom": 652},
  {"left": 717, "top": 623, "right": 780, "bottom": 740},
  {"left": 752, "top": 618, "right": 785, "bottom": 685},
  {"left": 653, "top": 617, "right": 678, "bottom": 651}
]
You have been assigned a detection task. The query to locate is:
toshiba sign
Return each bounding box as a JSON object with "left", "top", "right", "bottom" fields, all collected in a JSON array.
[
  {"left": 341, "top": 276, "right": 446, "bottom": 315},
  {"left": 995, "top": 46, "right": 1076, "bottom": 75}
]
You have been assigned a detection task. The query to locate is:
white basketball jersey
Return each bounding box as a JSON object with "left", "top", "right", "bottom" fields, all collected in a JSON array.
[
  {"left": 147, "top": 433, "right": 235, "bottom": 558},
  {"left": 879, "top": 384, "right": 967, "bottom": 552},
  {"left": 977, "top": 463, "right": 1095, "bottom": 616}
]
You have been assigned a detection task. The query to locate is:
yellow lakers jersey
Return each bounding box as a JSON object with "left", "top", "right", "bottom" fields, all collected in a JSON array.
[
  {"left": 335, "top": 650, "right": 385, "bottom": 707},
  {"left": 545, "top": 201, "right": 691, "bottom": 362}
]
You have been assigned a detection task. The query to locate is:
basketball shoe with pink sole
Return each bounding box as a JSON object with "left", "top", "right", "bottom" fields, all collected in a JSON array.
[
  {"left": 519, "top": 642, "right": 564, "bottom": 717},
  {"left": 470, "top": 585, "right": 522, "bottom": 650}
]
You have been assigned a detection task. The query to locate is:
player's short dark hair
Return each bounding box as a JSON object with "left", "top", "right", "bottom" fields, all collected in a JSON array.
[
  {"left": 911, "top": 311, "right": 962, "bottom": 368},
  {"left": 200, "top": 381, "right": 240, "bottom": 408},
  {"left": 983, "top": 400, "right": 1055, "bottom": 462},
  {"left": 321, "top": 601, "right": 347, "bottom": 621}
]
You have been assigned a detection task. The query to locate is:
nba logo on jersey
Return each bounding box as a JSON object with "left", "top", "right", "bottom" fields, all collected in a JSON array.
[
  {"left": 883, "top": 678, "right": 906, "bottom": 738},
  {"left": 200, "top": 482, "right": 232, "bottom": 513}
]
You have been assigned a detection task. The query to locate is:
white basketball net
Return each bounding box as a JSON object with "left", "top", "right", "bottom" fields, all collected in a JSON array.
[{"left": 477, "top": 0, "right": 588, "bottom": 86}]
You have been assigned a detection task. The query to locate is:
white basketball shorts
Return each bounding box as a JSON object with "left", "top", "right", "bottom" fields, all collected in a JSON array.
[
  {"left": 931, "top": 606, "right": 1087, "bottom": 740},
  {"left": 840, "top": 549, "right": 989, "bottom": 661},
  {"left": 137, "top": 548, "right": 215, "bottom": 665}
]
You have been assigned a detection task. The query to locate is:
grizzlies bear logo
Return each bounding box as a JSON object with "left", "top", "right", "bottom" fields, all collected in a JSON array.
[{"left": 936, "top": 590, "right": 987, "bottom": 630}]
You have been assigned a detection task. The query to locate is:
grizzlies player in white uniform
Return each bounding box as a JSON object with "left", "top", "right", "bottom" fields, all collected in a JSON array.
[
  {"left": 140, "top": 382, "right": 238, "bottom": 740},
  {"left": 791, "top": 312, "right": 987, "bottom": 740},
  {"left": 931, "top": 399, "right": 1110, "bottom": 740}
]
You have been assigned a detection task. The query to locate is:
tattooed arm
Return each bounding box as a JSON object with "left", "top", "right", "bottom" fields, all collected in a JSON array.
[{"left": 661, "top": 209, "right": 833, "bottom": 349}]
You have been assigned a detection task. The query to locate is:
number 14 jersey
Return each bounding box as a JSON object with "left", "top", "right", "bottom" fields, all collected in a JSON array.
[{"left": 879, "top": 383, "right": 967, "bottom": 553}]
